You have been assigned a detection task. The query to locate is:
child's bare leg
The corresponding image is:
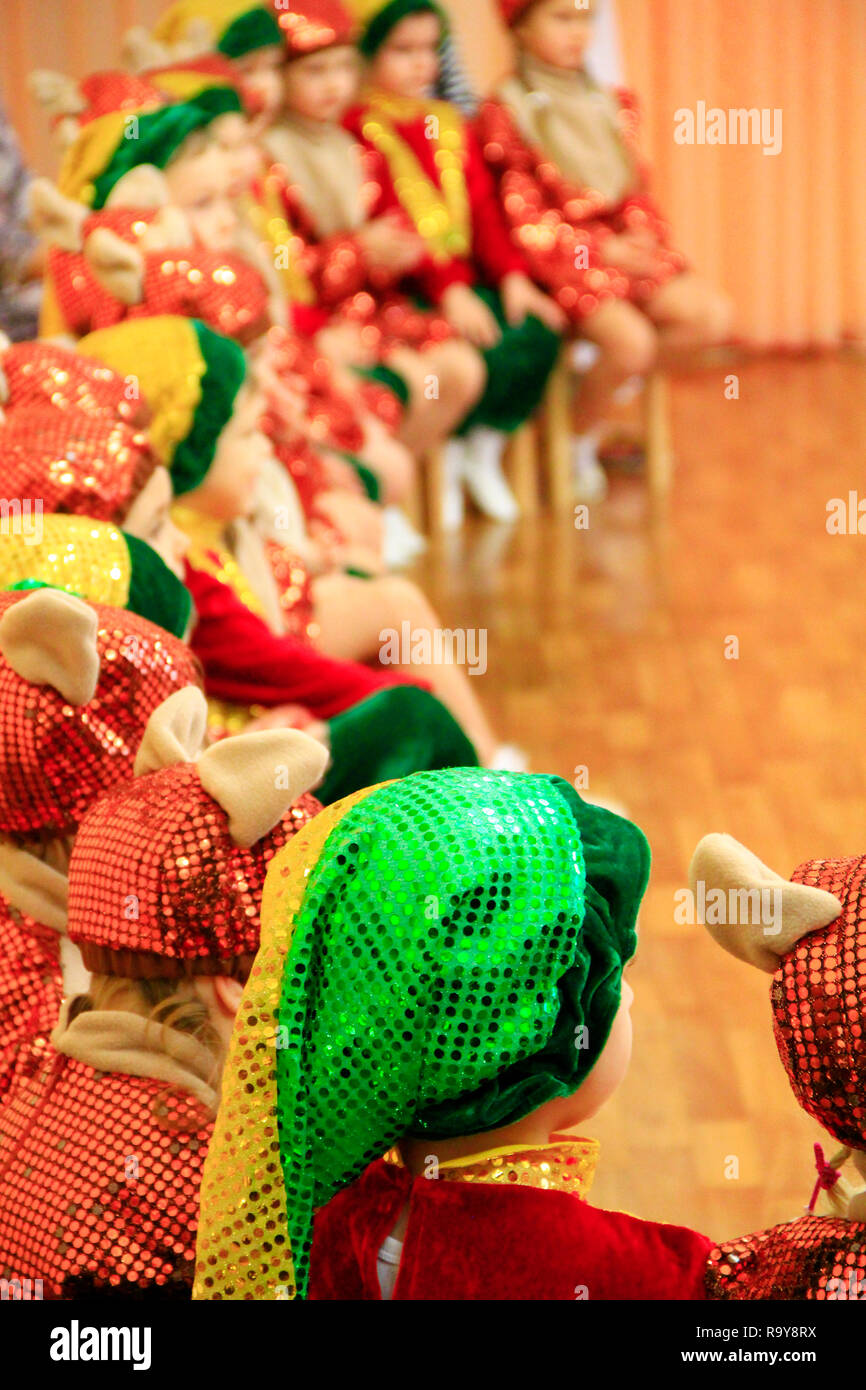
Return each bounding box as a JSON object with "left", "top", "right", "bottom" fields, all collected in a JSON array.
[
  {"left": 642, "top": 272, "right": 733, "bottom": 363},
  {"left": 355, "top": 411, "right": 416, "bottom": 505},
  {"left": 390, "top": 342, "right": 487, "bottom": 453},
  {"left": 312, "top": 571, "right": 498, "bottom": 764},
  {"left": 571, "top": 299, "right": 659, "bottom": 434}
]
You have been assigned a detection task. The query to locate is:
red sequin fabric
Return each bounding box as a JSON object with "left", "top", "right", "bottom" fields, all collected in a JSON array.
[
  {"left": 707, "top": 1215, "right": 866, "bottom": 1300},
  {"left": 0, "top": 1044, "right": 211, "bottom": 1297},
  {"left": 477, "top": 94, "right": 686, "bottom": 326},
  {"left": 0, "top": 340, "right": 145, "bottom": 423},
  {"left": 775, "top": 857, "right": 866, "bottom": 1149},
  {"left": 67, "top": 775, "right": 322, "bottom": 978},
  {"left": 0, "top": 593, "right": 202, "bottom": 838},
  {"left": 0, "top": 408, "right": 158, "bottom": 522},
  {"left": 264, "top": 539, "right": 318, "bottom": 642}
]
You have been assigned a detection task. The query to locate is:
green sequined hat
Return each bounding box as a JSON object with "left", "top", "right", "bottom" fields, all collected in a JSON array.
[
  {"left": 348, "top": 0, "right": 447, "bottom": 58},
  {"left": 193, "top": 768, "right": 650, "bottom": 1300}
]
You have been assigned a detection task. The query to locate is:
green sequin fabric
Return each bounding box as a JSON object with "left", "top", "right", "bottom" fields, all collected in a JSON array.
[{"left": 270, "top": 768, "right": 649, "bottom": 1296}]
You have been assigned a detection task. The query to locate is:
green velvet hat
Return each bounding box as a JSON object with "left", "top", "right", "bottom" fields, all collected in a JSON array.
[
  {"left": 194, "top": 767, "right": 650, "bottom": 1299},
  {"left": 350, "top": 0, "right": 447, "bottom": 58}
]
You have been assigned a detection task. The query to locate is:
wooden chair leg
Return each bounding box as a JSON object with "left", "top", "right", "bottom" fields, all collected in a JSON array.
[
  {"left": 645, "top": 370, "right": 674, "bottom": 503},
  {"left": 543, "top": 357, "right": 574, "bottom": 513},
  {"left": 505, "top": 422, "right": 539, "bottom": 519},
  {"left": 402, "top": 461, "right": 425, "bottom": 532},
  {"left": 424, "top": 445, "right": 447, "bottom": 534}
]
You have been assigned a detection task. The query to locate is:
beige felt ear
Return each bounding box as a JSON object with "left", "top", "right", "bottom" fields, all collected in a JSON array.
[
  {"left": 0, "top": 841, "right": 69, "bottom": 933},
  {"left": 122, "top": 25, "right": 170, "bottom": 73},
  {"left": 134, "top": 686, "right": 208, "bottom": 777},
  {"left": 689, "top": 833, "right": 843, "bottom": 973},
  {"left": 0, "top": 369, "right": 7, "bottom": 407},
  {"left": 30, "top": 69, "right": 86, "bottom": 119},
  {"left": 104, "top": 164, "right": 171, "bottom": 211},
  {"left": 140, "top": 205, "right": 193, "bottom": 252},
  {"left": 85, "top": 227, "right": 145, "bottom": 305},
  {"left": 0, "top": 590, "right": 100, "bottom": 705},
  {"left": 197, "top": 729, "right": 329, "bottom": 849},
  {"left": 27, "top": 179, "right": 88, "bottom": 252}
]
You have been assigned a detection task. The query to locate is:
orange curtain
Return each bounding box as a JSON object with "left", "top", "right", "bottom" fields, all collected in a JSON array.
[{"left": 3, "top": 0, "right": 866, "bottom": 348}]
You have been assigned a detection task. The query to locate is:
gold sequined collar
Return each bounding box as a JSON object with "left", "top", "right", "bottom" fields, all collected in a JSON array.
[{"left": 386, "top": 1139, "right": 600, "bottom": 1198}]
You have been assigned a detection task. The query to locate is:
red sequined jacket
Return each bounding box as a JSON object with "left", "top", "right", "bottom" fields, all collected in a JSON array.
[
  {"left": 0, "top": 1041, "right": 210, "bottom": 1298},
  {"left": 310, "top": 1156, "right": 712, "bottom": 1300},
  {"left": 343, "top": 101, "right": 528, "bottom": 305},
  {"left": 707, "top": 1214, "right": 866, "bottom": 1300},
  {"left": 476, "top": 90, "right": 685, "bottom": 325}
]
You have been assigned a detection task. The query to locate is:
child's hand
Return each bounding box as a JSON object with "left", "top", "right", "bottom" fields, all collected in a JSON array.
[
  {"left": 600, "top": 233, "right": 661, "bottom": 277},
  {"left": 501, "top": 272, "right": 567, "bottom": 332},
  {"left": 441, "top": 284, "right": 501, "bottom": 348},
  {"left": 315, "top": 322, "right": 377, "bottom": 369},
  {"left": 358, "top": 214, "right": 426, "bottom": 275}
]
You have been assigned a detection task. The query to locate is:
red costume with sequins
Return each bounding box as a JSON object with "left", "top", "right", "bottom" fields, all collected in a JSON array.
[
  {"left": 310, "top": 1152, "right": 712, "bottom": 1301},
  {"left": 476, "top": 90, "right": 686, "bottom": 327},
  {"left": 707, "top": 854, "right": 866, "bottom": 1299}
]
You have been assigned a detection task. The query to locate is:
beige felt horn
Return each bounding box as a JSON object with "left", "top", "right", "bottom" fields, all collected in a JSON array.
[
  {"left": 85, "top": 228, "right": 145, "bottom": 305},
  {"left": 104, "top": 164, "right": 171, "bottom": 211},
  {"left": 134, "top": 686, "right": 209, "bottom": 777},
  {"left": 29, "top": 69, "right": 86, "bottom": 118},
  {"left": 0, "top": 590, "right": 100, "bottom": 705},
  {"left": 0, "top": 840, "right": 70, "bottom": 933},
  {"left": 122, "top": 25, "right": 172, "bottom": 73},
  {"left": 689, "top": 833, "right": 843, "bottom": 973},
  {"left": 140, "top": 205, "right": 193, "bottom": 251},
  {"left": 0, "top": 331, "right": 10, "bottom": 409},
  {"left": 27, "top": 179, "right": 89, "bottom": 252},
  {"left": 197, "top": 729, "right": 329, "bottom": 849}
]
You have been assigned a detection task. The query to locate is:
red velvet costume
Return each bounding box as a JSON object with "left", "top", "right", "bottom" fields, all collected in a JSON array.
[
  {"left": 310, "top": 1152, "right": 712, "bottom": 1301},
  {"left": 476, "top": 91, "right": 686, "bottom": 327}
]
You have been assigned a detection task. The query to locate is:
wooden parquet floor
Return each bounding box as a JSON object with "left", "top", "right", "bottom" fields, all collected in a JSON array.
[{"left": 412, "top": 354, "right": 866, "bottom": 1243}]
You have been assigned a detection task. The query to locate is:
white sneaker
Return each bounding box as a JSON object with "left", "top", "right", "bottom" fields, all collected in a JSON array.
[
  {"left": 461, "top": 428, "right": 520, "bottom": 524},
  {"left": 441, "top": 439, "right": 467, "bottom": 531},
  {"left": 490, "top": 744, "right": 531, "bottom": 772},
  {"left": 382, "top": 506, "right": 427, "bottom": 569},
  {"left": 571, "top": 434, "right": 609, "bottom": 503}
]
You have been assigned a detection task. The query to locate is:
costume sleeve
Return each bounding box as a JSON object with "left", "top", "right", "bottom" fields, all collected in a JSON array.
[
  {"left": 185, "top": 561, "right": 426, "bottom": 721},
  {"left": 612, "top": 88, "right": 675, "bottom": 248},
  {"left": 464, "top": 125, "right": 528, "bottom": 285}
]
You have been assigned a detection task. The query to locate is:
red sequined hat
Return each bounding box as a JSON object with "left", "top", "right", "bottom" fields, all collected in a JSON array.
[
  {"left": 65, "top": 70, "right": 166, "bottom": 132},
  {"left": 0, "top": 590, "right": 202, "bottom": 839},
  {"left": 775, "top": 857, "right": 866, "bottom": 1151},
  {"left": 0, "top": 340, "right": 147, "bottom": 424},
  {"left": 0, "top": 408, "right": 158, "bottom": 523},
  {"left": 497, "top": 0, "right": 536, "bottom": 25},
  {"left": 67, "top": 724, "right": 328, "bottom": 979},
  {"left": 274, "top": 0, "right": 357, "bottom": 57}
]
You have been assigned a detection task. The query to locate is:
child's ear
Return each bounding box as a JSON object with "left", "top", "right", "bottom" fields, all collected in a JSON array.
[
  {"left": 197, "top": 729, "right": 329, "bottom": 848},
  {"left": 27, "top": 178, "right": 88, "bottom": 251},
  {"left": 134, "top": 686, "right": 209, "bottom": 776},
  {"left": 0, "top": 590, "right": 100, "bottom": 705},
  {"left": 104, "top": 164, "right": 171, "bottom": 210},
  {"left": 689, "top": 833, "right": 843, "bottom": 972},
  {"left": 84, "top": 228, "right": 145, "bottom": 305},
  {"left": 29, "top": 69, "right": 86, "bottom": 120}
]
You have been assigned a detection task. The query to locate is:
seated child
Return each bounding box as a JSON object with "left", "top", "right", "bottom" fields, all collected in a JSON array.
[
  {"left": 194, "top": 767, "right": 713, "bottom": 1300},
  {"left": 343, "top": 0, "right": 566, "bottom": 524},
  {"left": 690, "top": 835, "right": 866, "bottom": 1299},
  {"left": 77, "top": 315, "right": 505, "bottom": 766},
  {"left": 0, "top": 693, "right": 327, "bottom": 1296},
  {"left": 0, "top": 587, "right": 202, "bottom": 1102},
  {"left": 478, "top": 0, "right": 732, "bottom": 490}
]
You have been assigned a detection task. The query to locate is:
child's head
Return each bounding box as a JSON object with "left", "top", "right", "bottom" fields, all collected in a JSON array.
[
  {"left": 78, "top": 316, "right": 265, "bottom": 522},
  {"left": 194, "top": 767, "right": 651, "bottom": 1298},
  {"left": 363, "top": 6, "right": 445, "bottom": 101},
  {"left": 276, "top": 0, "right": 360, "bottom": 122},
  {"left": 163, "top": 127, "right": 241, "bottom": 250},
  {"left": 509, "top": 0, "right": 596, "bottom": 71}
]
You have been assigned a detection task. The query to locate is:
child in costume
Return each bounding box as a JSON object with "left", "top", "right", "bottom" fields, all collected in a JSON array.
[
  {"left": 194, "top": 768, "right": 713, "bottom": 1300},
  {"left": 262, "top": 0, "right": 497, "bottom": 475},
  {"left": 690, "top": 835, "right": 866, "bottom": 1299},
  {"left": 342, "top": 0, "right": 567, "bottom": 525},
  {"left": 478, "top": 0, "right": 731, "bottom": 491},
  {"left": 78, "top": 315, "right": 506, "bottom": 767},
  {"left": 0, "top": 587, "right": 203, "bottom": 1103},
  {"left": 0, "top": 693, "right": 328, "bottom": 1297}
]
